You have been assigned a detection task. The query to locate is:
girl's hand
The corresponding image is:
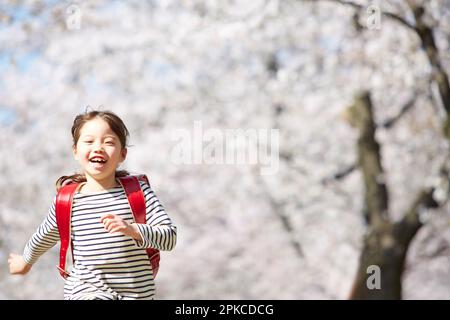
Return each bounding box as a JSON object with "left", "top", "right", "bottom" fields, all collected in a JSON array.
[
  {"left": 100, "top": 214, "right": 143, "bottom": 242},
  {"left": 8, "top": 253, "right": 32, "bottom": 275}
]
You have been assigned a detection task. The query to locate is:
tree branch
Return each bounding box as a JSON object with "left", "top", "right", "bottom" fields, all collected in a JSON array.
[
  {"left": 347, "top": 91, "right": 389, "bottom": 226},
  {"left": 395, "top": 154, "right": 450, "bottom": 246},
  {"left": 405, "top": 2, "right": 450, "bottom": 133},
  {"left": 306, "top": 0, "right": 450, "bottom": 117},
  {"left": 322, "top": 163, "right": 356, "bottom": 184},
  {"left": 260, "top": 175, "right": 305, "bottom": 258},
  {"left": 324, "top": 96, "right": 416, "bottom": 183},
  {"left": 380, "top": 96, "right": 416, "bottom": 129}
]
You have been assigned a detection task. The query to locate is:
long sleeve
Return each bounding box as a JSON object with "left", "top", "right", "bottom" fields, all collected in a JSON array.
[
  {"left": 22, "top": 195, "right": 60, "bottom": 265},
  {"left": 133, "top": 181, "right": 177, "bottom": 251}
]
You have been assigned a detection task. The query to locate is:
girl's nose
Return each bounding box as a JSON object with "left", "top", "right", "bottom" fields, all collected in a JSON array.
[{"left": 92, "top": 144, "right": 105, "bottom": 152}]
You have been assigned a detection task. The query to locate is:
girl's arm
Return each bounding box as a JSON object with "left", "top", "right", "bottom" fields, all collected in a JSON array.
[
  {"left": 101, "top": 182, "right": 177, "bottom": 251},
  {"left": 131, "top": 181, "right": 177, "bottom": 251},
  {"left": 21, "top": 196, "right": 60, "bottom": 266}
]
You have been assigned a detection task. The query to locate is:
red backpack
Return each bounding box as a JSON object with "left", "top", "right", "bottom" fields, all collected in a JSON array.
[{"left": 55, "top": 174, "right": 160, "bottom": 279}]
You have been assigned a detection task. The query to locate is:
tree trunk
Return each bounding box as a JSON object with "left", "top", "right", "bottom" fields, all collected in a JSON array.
[
  {"left": 346, "top": 92, "right": 441, "bottom": 299},
  {"left": 349, "top": 222, "right": 409, "bottom": 299}
]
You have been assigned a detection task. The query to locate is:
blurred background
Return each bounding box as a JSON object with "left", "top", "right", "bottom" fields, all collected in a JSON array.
[{"left": 0, "top": 0, "right": 449, "bottom": 299}]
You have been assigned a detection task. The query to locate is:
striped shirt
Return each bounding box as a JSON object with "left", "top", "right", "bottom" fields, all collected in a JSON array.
[{"left": 23, "top": 180, "right": 177, "bottom": 300}]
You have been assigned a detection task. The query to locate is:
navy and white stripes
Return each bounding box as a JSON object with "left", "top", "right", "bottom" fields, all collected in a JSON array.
[{"left": 23, "top": 180, "right": 177, "bottom": 300}]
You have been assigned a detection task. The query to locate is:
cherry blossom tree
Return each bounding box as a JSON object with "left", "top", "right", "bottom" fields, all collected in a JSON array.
[{"left": 0, "top": 0, "right": 448, "bottom": 299}]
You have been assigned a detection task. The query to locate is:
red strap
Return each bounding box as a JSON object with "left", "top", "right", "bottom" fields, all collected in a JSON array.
[
  {"left": 55, "top": 183, "right": 80, "bottom": 279},
  {"left": 118, "top": 176, "right": 147, "bottom": 223},
  {"left": 118, "top": 175, "right": 160, "bottom": 277}
]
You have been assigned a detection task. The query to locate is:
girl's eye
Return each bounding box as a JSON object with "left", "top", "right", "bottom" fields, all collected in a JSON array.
[
  {"left": 84, "top": 141, "right": 93, "bottom": 143},
  {"left": 106, "top": 141, "right": 115, "bottom": 145}
]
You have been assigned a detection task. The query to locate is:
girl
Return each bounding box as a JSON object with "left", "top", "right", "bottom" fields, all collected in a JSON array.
[{"left": 8, "top": 110, "right": 177, "bottom": 300}]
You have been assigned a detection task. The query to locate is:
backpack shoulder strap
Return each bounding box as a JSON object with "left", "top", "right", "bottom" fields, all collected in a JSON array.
[
  {"left": 117, "top": 174, "right": 160, "bottom": 277},
  {"left": 55, "top": 182, "right": 80, "bottom": 279},
  {"left": 117, "top": 175, "right": 147, "bottom": 223}
]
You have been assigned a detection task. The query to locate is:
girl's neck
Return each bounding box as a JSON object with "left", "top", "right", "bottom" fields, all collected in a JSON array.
[{"left": 81, "top": 175, "right": 120, "bottom": 193}]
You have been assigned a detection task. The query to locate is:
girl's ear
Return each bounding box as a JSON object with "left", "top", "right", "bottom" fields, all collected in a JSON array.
[
  {"left": 121, "top": 148, "right": 127, "bottom": 162},
  {"left": 73, "top": 146, "right": 78, "bottom": 160}
]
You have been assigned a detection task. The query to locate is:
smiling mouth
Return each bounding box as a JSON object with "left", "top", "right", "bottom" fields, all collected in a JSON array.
[
  {"left": 90, "top": 160, "right": 106, "bottom": 163},
  {"left": 89, "top": 158, "right": 107, "bottom": 164}
]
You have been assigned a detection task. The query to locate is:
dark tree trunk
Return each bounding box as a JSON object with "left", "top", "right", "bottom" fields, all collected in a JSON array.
[
  {"left": 349, "top": 222, "right": 404, "bottom": 299},
  {"left": 347, "top": 92, "right": 407, "bottom": 299},
  {"left": 347, "top": 92, "right": 441, "bottom": 300}
]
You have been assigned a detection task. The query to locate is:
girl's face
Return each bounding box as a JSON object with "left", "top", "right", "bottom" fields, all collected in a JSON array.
[{"left": 73, "top": 117, "right": 127, "bottom": 181}]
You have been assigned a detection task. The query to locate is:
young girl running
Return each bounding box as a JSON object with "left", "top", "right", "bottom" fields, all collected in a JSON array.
[{"left": 8, "top": 110, "right": 177, "bottom": 300}]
